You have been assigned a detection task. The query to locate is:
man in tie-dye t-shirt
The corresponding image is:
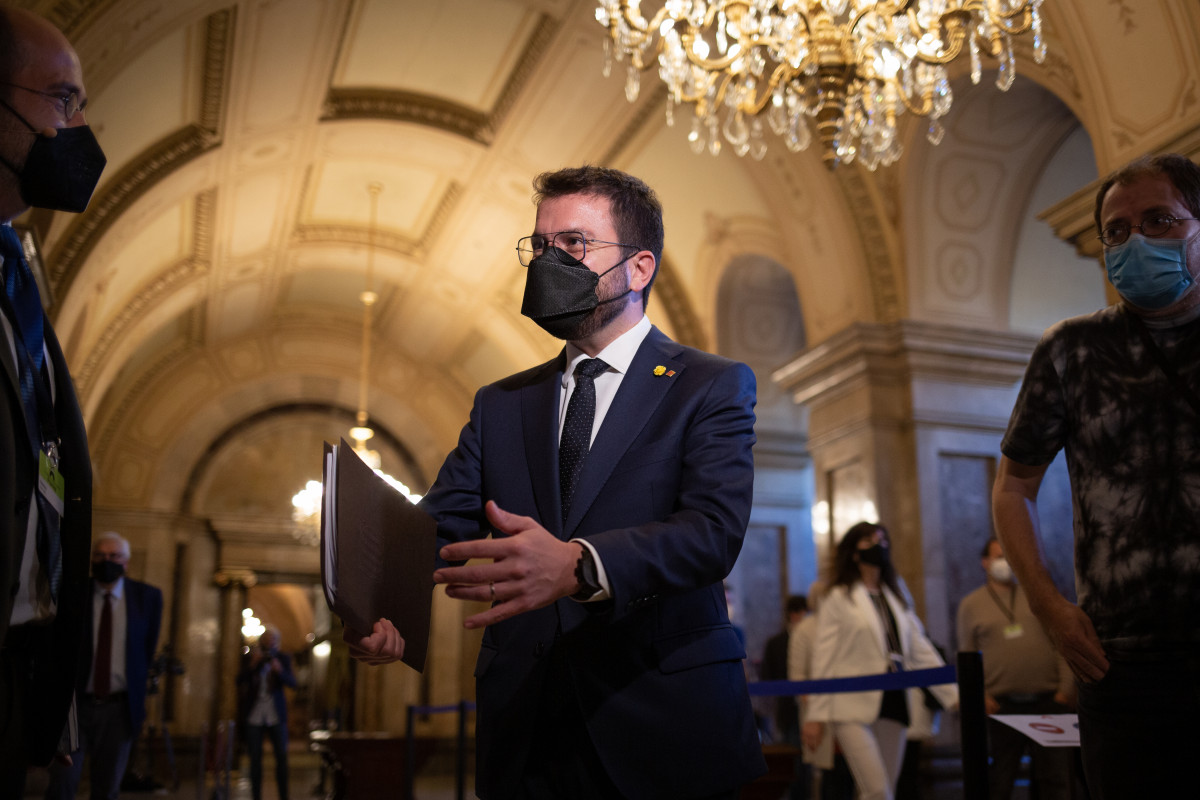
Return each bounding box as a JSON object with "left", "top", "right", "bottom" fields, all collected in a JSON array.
[{"left": 993, "top": 153, "right": 1200, "bottom": 800}]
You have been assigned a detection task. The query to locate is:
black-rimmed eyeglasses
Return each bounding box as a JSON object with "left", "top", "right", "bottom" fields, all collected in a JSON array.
[
  {"left": 516, "top": 231, "right": 639, "bottom": 266},
  {"left": 0, "top": 82, "right": 85, "bottom": 123},
  {"left": 1099, "top": 214, "right": 1199, "bottom": 247}
]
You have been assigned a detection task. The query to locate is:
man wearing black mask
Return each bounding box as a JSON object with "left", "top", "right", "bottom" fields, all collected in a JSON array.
[
  {"left": 46, "top": 532, "right": 163, "bottom": 800},
  {"left": 346, "top": 166, "right": 766, "bottom": 799},
  {"left": 0, "top": 5, "right": 107, "bottom": 796}
]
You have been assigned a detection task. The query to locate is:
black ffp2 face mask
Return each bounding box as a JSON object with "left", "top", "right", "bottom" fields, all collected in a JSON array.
[
  {"left": 857, "top": 543, "right": 890, "bottom": 569},
  {"left": 520, "top": 247, "right": 630, "bottom": 339},
  {"left": 92, "top": 560, "right": 124, "bottom": 584},
  {"left": 0, "top": 98, "right": 106, "bottom": 212}
]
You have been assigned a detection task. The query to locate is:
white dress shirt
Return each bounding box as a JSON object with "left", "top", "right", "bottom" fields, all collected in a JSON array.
[
  {"left": 89, "top": 576, "right": 129, "bottom": 694},
  {"left": 558, "top": 315, "right": 654, "bottom": 601}
]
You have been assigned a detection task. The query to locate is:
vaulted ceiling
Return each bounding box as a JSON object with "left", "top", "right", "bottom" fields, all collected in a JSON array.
[{"left": 14, "top": 0, "right": 1200, "bottom": 523}]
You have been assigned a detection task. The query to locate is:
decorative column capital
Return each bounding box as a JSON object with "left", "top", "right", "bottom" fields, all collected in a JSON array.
[{"left": 213, "top": 567, "right": 257, "bottom": 589}]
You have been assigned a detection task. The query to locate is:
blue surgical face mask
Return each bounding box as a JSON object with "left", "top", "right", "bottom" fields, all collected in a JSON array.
[{"left": 1104, "top": 233, "right": 1196, "bottom": 310}]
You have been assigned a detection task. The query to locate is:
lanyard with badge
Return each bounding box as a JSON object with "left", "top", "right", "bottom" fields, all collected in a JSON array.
[
  {"left": 0, "top": 280, "right": 65, "bottom": 531},
  {"left": 986, "top": 583, "right": 1024, "bottom": 639}
]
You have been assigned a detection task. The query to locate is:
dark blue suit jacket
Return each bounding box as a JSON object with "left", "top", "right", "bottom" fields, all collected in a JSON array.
[
  {"left": 79, "top": 577, "right": 164, "bottom": 734},
  {"left": 421, "top": 326, "right": 766, "bottom": 800}
]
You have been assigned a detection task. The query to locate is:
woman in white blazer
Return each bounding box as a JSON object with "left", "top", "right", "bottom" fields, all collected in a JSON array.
[{"left": 801, "top": 522, "right": 957, "bottom": 800}]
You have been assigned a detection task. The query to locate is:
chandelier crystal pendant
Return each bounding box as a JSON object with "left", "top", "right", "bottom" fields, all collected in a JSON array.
[{"left": 595, "top": 0, "right": 1045, "bottom": 169}]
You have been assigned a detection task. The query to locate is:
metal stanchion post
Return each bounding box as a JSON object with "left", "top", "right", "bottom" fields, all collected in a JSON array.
[
  {"left": 405, "top": 705, "right": 417, "bottom": 800},
  {"left": 958, "top": 650, "right": 989, "bottom": 799},
  {"left": 197, "top": 722, "right": 207, "bottom": 800},
  {"left": 456, "top": 700, "right": 467, "bottom": 800}
]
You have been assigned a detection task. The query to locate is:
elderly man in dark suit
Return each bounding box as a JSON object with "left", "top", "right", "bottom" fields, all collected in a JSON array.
[
  {"left": 0, "top": 6, "right": 107, "bottom": 796},
  {"left": 46, "top": 531, "right": 163, "bottom": 800},
  {"left": 347, "top": 166, "right": 765, "bottom": 800}
]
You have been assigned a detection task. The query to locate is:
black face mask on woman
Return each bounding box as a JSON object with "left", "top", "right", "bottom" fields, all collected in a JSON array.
[
  {"left": 857, "top": 543, "right": 890, "bottom": 569},
  {"left": 0, "top": 98, "right": 106, "bottom": 212},
  {"left": 520, "top": 246, "right": 631, "bottom": 339}
]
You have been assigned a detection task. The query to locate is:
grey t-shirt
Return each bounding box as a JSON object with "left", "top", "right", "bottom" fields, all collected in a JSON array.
[{"left": 1002, "top": 303, "right": 1200, "bottom": 647}]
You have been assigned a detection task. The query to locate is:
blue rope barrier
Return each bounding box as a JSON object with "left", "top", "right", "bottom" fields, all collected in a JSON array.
[{"left": 748, "top": 664, "right": 956, "bottom": 697}]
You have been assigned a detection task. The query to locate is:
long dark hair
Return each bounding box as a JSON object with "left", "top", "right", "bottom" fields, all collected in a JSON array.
[{"left": 828, "top": 521, "right": 908, "bottom": 608}]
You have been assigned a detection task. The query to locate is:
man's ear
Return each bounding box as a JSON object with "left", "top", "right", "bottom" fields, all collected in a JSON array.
[{"left": 628, "top": 250, "right": 656, "bottom": 293}]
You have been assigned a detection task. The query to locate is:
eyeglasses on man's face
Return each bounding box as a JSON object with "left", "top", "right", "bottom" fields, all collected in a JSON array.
[
  {"left": 516, "top": 231, "right": 638, "bottom": 266},
  {"left": 1099, "top": 213, "right": 1200, "bottom": 247},
  {"left": 0, "top": 82, "right": 85, "bottom": 123}
]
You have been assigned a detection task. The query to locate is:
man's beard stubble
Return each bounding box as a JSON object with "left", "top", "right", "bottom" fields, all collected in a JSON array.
[{"left": 555, "top": 261, "right": 632, "bottom": 341}]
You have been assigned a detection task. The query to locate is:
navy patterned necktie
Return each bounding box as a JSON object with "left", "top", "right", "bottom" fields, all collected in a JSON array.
[
  {"left": 1, "top": 225, "right": 44, "bottom": 417},
  {"left": 559, "top": 358, "right": 609, "bottom": 524},
  {"left": 1, "top": 224, "right": 61, "bottom": 600}
]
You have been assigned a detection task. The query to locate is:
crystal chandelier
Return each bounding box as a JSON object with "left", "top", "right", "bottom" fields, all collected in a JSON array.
[{"left": 595, "top": 0, "right": 1045, "bottom": 169}]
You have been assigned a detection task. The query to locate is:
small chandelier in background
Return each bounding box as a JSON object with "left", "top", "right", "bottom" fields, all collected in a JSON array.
[
  {"left": 290, "top": 184, "right": 422, "bottom": 545},
  {"left": 595, "top": 0, "right": 1045, "bottom": 169},
  {"left": 350, "top": 182, "right": 384, "bottom": 470}
]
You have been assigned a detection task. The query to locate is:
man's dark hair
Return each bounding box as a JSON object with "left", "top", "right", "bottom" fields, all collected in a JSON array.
[
  {"left": 980, "top": 536, "right": 1000, "bottom": 560},
  {"left": 1094, "top": 153, "right": 1200, "bottom": 233},
  {"left": 784, "top": 595, "right": 808, "bottom": 616},
  {"left": 532, "top": 165, "right": 665, "bottom": 308}
]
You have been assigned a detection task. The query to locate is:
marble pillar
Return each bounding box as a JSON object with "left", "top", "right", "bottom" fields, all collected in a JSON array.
[{"left": 774, "top": 320, "right": 1043, "bottom": 648}]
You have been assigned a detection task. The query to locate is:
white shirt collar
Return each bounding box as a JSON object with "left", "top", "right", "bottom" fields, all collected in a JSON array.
[
  {"left": 95, "top": 575, "right": 126, "bottom": 599},
  {"left": 561, "top": 315, "right": 653, "bottom": 386}
]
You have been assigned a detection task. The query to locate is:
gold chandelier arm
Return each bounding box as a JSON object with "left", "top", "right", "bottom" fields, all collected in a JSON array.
[
  {"left": 960, "top": 0, "right": 1036, "bottom": 35},
  {"left": 596, "top": 0, "right": 1043, "bottom": 167},
  {"left": 894, "top": 7, "right": 970, "bottom": 65},
  {"left": 611, "top": 1, "right": 668, "bottom": 35},
  {"left": 894, "top": 76, "right": 935, "bottom": 116}
]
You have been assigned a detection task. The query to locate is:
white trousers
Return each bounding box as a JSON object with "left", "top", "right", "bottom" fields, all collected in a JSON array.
[{"left": 832, "top": 717, "right": 907, "bottom": 800}]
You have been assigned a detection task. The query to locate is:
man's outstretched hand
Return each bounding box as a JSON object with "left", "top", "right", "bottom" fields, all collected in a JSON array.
[{"left": 434, "top": 501, "right": 582, "bottom": 629}]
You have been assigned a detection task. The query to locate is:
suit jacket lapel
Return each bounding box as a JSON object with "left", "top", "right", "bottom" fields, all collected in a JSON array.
[
  {"left": 521, "top": 355, "right": 566, "bottom": 535},
  {"left": 563, "top": 328, "right": 684, "bottom": 535}
]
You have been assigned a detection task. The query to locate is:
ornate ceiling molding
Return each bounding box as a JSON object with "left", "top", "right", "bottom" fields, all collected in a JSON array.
[
  {"left": 39, "top": 0, "right": 117, "bottom": 37},
  {"left": 320, "top": 13, "right": 558, "bottom": 145},
  {"left": 321, "top": 88, "right": 491, "bottom": 142},
  {"left": 836, "top": 167, "right": 902, "bottom": 323},
  {"left": 180, "top": 401, "right": 425, "bottom": 514},
  {"left": 46, "top": 7, "right": 235, "bottom": 309},
  {"left": 652, "top": 255, "right": 706, "bottom": 351},
  {"left": 291, "top": 180, "right": 462, "bottom": 259},
  {"left": 75, "top": 187, "right": 217, "bottom": 410}
]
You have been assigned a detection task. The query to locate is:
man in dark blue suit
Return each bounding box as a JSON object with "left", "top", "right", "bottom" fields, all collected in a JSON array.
[
  {"left": 348, "top": 167, "right": 766, "bottom": 799},
  {"left": 46, "top": 531, "right": 163, "bottom": 800}
]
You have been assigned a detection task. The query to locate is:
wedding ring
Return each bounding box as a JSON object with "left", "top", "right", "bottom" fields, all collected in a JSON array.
[{"left": 489, "top": 581, "right": 496, "bottom": 602}]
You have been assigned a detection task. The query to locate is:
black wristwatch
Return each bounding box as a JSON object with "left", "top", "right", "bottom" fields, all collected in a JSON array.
[{"left": 572, "top": 545, "right": 601, "bottom": 601}]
